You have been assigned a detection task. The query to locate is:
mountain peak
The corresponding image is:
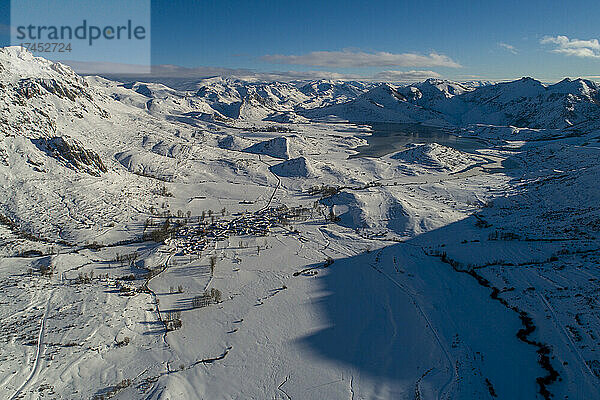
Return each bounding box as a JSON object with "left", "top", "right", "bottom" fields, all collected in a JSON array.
[{"left": 0, "top": 46, "right": 80, "bottom": 85}]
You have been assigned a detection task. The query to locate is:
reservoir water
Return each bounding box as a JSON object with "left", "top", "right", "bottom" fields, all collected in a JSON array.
[{"left": 351, "top": 123, "right": 489, "bottom": 158}]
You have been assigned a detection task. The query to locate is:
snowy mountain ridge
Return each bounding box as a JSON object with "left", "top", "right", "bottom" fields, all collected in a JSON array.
[
  {"left": 304, "top": 76, "right": 600, "bottom": 129},
  {"left": 120, "top": 73, "right": 600, "bottom": 131},
  {"left": 1, "top": 47, "right": 600, "bottom": 400},
  {"left": 93, "top": 64, "right": 600, "bottom": 132}
]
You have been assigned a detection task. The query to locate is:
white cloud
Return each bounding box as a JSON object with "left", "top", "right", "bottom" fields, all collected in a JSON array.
[
  {"left": 540, "top": 35, "right": 600, "bottom": 58},
  {"left": 61, "top": 60, "right": 151, "bottom": 74},
  {"left": 498, "top": 42, "right": 518, "bottom": 54},
  {"left": 61, "top": 61, "right": 445, "bottom": 83},
  {"left": 117, "top": 64, "right": 363, "bottom": 81},
  {"left": 373, "top": 70, "right": 441, "bottom": 81},
  {"left": 261, "top": 50, "right": 461, "bottom": 68}
]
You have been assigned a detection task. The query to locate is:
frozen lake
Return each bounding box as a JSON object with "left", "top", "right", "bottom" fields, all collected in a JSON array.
[{"left": 351, "top": 123, "right": 489, "bottom": 158}]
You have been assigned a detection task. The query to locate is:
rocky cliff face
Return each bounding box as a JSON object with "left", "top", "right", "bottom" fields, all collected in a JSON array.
[{"left": 34, "top": 136, "right": 107, "bottom": 176}]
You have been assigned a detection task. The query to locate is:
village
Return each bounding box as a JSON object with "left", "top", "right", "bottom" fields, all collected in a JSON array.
[{"left": 163, "top": 204, "right": 317, "bottom": 256}]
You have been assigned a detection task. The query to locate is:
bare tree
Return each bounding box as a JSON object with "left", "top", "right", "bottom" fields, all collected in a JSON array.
[{"left": 210, "top": 255, "right": 217, "bottom": 275}]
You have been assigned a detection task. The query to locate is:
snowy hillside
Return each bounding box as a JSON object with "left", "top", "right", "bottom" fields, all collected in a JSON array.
[
  {"left": 390, "top": 143, "right": 486, "bottom": 174},
  {"left": 303, "top": 83, "right": 448, "bottom": 125},
  {"left": 1, "top": 47, "right": 600, "bottom": 400},
  {"left": 296, "top": 79, "right": 372, "bottom": 108},
  {"left": 456, "top": 77, "right": 600, "bottom": 128}
]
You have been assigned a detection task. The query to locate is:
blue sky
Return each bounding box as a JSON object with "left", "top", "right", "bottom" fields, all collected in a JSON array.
[{"left": 2, "top": 0, "right": 600, "bottom": 81}]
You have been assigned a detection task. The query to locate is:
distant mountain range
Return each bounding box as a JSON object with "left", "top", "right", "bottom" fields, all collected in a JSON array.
[
  {"left": 118, "top": 74, "right": 600, "bottom": 132},
  {"left": 3, "top": 46, "right": 600, "bottom": 137},
  {"left": 304, "top": 77, "right": 600, "bottom": 129},
  {"left": 2, "top": 46, "right": 600, "bottom": 400}
]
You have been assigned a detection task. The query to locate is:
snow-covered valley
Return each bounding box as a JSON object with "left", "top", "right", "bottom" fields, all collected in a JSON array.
[{"left": 1, "top": 47, "right": 599, "bottom": 399}]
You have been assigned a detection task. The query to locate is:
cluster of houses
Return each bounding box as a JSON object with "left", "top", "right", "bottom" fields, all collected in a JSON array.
[{"left": 166, "top": 205, "right": 312, "bottom": 256}]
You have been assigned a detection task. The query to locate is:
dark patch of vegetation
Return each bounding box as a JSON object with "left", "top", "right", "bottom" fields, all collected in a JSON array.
[
  {"left": 192, "top": 288, "right": 222, "bottom": 308},
  {"left": 92, "top": 378, "right": 132, "bottom": 400},
  {"left": 115, "top": 337, "right": 130, "bottom": 347},
  {"left": 75, "top": 270, "right": 94, "bottom": 284},
  {"left": 189, "top": 346, "right": 232, "bottom": 367},
  {"left": 474, "top": 214, "right": 492, "bottom": 228},
  {"left": 485, "top": 378, "right": 498, "bottom": 398},
  {"left": 164, "top": 311, "right": 182, "bottom": 331},
  {"left": 308, "top": 185, "right": 341, "bottom": 198},
  {"left": 22, "top": 250, "right": 44, "bottom": 258},
  {"left": 488, "top": 230, "right": 522, "bottom": 241},
  {"left": 247, "top": 125, "right": 294, "bottom": 133},
  {"left": 293, "top": 257, "right": 334, "bottom": 276},
  {"left": 143, "top": 218, "right": 179, "bottom": 242}
]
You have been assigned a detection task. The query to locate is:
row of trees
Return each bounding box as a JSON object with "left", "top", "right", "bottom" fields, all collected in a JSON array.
[{"left": 192, "top": 288, "right": 222, "bottom": 308}]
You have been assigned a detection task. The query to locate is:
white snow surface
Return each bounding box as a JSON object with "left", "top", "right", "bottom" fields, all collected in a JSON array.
[{"left": 0, "top": 47, "right": 600, "bottom": 400}]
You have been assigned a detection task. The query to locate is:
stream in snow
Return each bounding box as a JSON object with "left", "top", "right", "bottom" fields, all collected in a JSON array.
[{"left": 351, "top": 122, "right": 489, "bottom": 158}]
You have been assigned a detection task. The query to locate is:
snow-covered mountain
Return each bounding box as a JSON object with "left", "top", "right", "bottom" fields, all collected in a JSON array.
[
  {"left": 303, "top": 83, "right": 449, "bottom": 124},
  {"left": 98, "top": 77, "right": 372, "bottom": 122},
  {"left": 91, "top": 67, "right": 600, "bottom": 132},
  {"left": 302, "top": 77, "right": 600, "bottom": 130},
  {"left": 296, "top": 79, "right": 373, "bottom": 108},
  {"left": 456, "top": 77, "right": 600, "bottom": 128},
  {"left": 189, "top": 78, "right": 373, "bottom": 119},
  {"left": 2, "top": 47, "right": 600, "bottom": 400}
]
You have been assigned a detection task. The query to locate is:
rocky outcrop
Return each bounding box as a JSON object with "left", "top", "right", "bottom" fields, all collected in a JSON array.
[
  {"left": 16, "top": 77, "right": 89, "bottom": 101},
  {"left": 34, "top": 136, "right": 107, "bottom": 176}
]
